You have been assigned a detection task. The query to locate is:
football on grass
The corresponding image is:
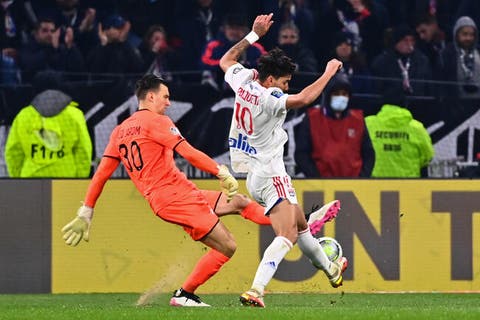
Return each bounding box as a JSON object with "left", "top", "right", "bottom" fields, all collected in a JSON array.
[{"left": 318, "top": 237, "right": 343, "bottom": 262}]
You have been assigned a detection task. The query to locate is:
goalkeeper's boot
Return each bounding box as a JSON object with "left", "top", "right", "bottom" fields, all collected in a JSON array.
[
  {"left": 324, "top": 257, "right": 348, "bottom": 288},
  {"left": 307, "top": 200, "right": 341, "bottom": 236},
  {"left": 240, "top": 289, "right": 265, "bottom": 308},
  {"left": 169, "top": 288, "right": 210, "bottom": 307}
]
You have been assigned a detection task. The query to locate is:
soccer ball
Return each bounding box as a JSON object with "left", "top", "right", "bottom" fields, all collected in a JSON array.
[{"left": 318, "top": 237, "right": 343, "bottom": 262}]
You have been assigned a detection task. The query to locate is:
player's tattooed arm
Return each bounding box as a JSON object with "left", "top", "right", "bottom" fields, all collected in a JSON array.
[{"left": 220, "top": 13, "right": 274, "bottom": 72}]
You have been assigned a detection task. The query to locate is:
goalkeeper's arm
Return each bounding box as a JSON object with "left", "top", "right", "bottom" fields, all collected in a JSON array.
[
  {"left": 175, "top": 140, "right": 238, "bottom": 201},
  {"left": 62, "top": 156, "right": 119, "bottom": 246}
]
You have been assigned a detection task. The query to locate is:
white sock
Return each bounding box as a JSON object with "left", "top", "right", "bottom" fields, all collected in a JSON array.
[
  {"left": 251, "top": 236, "right": 293, "bottom": 295},
  {"left": 297, "top": 229, "right": 332, "bottom": 271}
]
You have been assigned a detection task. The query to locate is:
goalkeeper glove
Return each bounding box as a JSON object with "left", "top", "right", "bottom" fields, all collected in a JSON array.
[
  {"left": 61, "top": 204, "right": 93, "bottom": 246},
  {"left": 217, "top": 165, "right": 239, "bottom": 202}
]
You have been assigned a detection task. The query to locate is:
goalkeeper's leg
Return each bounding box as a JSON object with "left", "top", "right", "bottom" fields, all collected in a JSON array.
[
  {"left": 203, "top": 190, "right": 271, "bottom": 225},
  {"left": 163, "top": 197, "right": 236, "bottom": 307}
]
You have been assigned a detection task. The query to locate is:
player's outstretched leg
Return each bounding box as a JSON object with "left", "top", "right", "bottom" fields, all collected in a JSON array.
[
  {"left": 169, "top": 288, "right": 210, "bottom": 307},
  {"left": 307, "top": 200, "right": 341, "bottom": 236}
]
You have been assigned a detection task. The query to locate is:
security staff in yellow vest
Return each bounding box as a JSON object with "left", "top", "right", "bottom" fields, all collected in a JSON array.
[
  {"left": 5, "top": 72, "right": 92, "bottom": 177},
  {"left": 365, "top": 84, "right": 434, "bottom": 177}
]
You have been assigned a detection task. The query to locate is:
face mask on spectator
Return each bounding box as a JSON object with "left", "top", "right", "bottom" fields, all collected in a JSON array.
[{"left": 330, "top": 95, "right": 349, "bottom": 111}]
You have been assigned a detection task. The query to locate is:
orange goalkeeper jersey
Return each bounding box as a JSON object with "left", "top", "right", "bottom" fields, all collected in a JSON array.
[{"left": 103, "top": 109, "right": 200, "bottom": 212}]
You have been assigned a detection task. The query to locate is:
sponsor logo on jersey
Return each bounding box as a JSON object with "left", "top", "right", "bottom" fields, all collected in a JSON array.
[
  {"left": 270, "top": 90, "right": 284, "bottom": 98},
  {"left": 229, "top": 133, "right": 257, "bottom": 154}
]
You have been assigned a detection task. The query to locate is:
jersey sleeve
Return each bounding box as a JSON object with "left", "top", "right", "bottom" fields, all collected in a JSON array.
[
  {"left": 149, "top": 115, "right": 185, "bottom": 149},
  {"left": 262, "top": 87, "right": 288, "bottom": 117},
  {"left": 224, "top": 63, "right": 257, "bottom": 92}
]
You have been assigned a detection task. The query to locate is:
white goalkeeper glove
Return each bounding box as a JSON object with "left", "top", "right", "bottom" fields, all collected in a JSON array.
[
  {"left": 217, "top": 165, "right": 239, "bottom": 202},
  {"left": 61, "top": 204, "right": 93, "bottom": 246}
]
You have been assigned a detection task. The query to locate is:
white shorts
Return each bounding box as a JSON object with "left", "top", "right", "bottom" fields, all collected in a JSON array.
[{"left": 246, "top": 172, "right": 298, "bottom": 214}]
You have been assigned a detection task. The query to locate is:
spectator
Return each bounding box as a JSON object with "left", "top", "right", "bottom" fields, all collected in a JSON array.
[
  {"left": 41, "top": 0, "right": 98, "bottom": 57},
  {"left": 18, "top": 16, "right": 86, "bottom": 82},
  {"left": 365, "top": 84, "right": 434, "bottom": 177},
  {"left": 295, "top": 74, "right": 375, "bottom": 177},
  {"left": 328, "top": 31, "right": 372, "bottom": 93},
  {"left": 1, "top": 0, "right": 37, "bottom": 84},
  {"left": 382, "top": 0, "right": 458, "bottom": 35},
  {"left": 371, "top": 24, "right": 432, "bottom": 97},
  {"left": 4, "top": 71, "right": 92, "bottom": 177},
  {"left": 415, "top": 14, "right": 447, "bottom": 75},
  {"left": 260, "top": 0, "right": 316, "bottom": 50},
  {"left": 437, "top": 16, "right": 480, "bottom": 100},
  {"left": 455, "top": 0, "right": 480, "bottom": 34},
  {"left": 314, "top": 0, "right": 389, "bottom": 65},
  {"left": 173, "top": 0, "right": 224, "bottom": 75},
  {"left": 1, "top": 0, "right": 37, "bottom": 49},
  {"left": 86, "top": 13, "right": 143, "bottom": 76},
  {"left": 276, "top": 22, "right": 317, "bottom": 72},
  {"left": 138, "top": 24, "right": 180, "bottom": 82},
  {"left": 201, "top": 14, "right": 266, "bottom": 91}
]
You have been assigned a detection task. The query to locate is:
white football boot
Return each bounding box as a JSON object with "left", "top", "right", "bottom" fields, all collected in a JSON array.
[{"left": 169, "top": 288, "right": 210, "bottom": 307}]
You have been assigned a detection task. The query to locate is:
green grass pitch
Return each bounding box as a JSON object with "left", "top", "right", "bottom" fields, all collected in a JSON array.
[{"left": 1, "top": 292, "right": 479, "bottom": 320}]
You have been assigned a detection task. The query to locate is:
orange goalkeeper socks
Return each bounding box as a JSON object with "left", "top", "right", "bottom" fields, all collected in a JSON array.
[
  {"left": 182, "top": 249, "right": 230, "bottom": 293},
  {"left": 241, "top": 201, "right": 271, "bottom": 225}
]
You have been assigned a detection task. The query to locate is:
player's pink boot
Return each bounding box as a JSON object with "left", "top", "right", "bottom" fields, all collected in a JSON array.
[{"left": 308, "top": 200, "right": 341, "bottom": 235}]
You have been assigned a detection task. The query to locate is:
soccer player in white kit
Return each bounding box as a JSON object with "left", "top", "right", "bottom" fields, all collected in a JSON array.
[{"left": 220, "top": 14, "right": 348, "bottom": 307}]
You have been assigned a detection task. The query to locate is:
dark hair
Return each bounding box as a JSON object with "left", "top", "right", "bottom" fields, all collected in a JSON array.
[
  {"left": 144, "top": 25, "right": 166, "bottom": 45},
  {"left": 135, "top": 74, "right": 166, "bottom": 100},
  {"left": 35, "top": 17, "right": 56, "bottom": 31},
  {"left": 415, "top": 13, "right": 437, "bottom": 27},
  {"left": 257, "top": 48, "right": 296, "bottom": 82},
  {"left": 223, "top": 14, "right": 248, "bottom": 28}
]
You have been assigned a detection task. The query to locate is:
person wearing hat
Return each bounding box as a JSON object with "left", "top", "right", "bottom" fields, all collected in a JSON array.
[
  {"left": 86, "top": 13, "right": 143, "bottom": 75},
  {"left": 295, "top": 73, "right": 375, "bottom": 177},
  {"left": 365, "top": 83, "right": 434, "bottom": 177},
  {"left": 437, "top": 16, "right": 480, "bottom": 100},
  {"left": 371, "top": 24, "right": 432, "bottom": 96}
]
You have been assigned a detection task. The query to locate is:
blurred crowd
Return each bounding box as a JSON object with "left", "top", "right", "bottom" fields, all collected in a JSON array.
[{"left": 1, "top": 0, "right": 480, "bottom": 100}]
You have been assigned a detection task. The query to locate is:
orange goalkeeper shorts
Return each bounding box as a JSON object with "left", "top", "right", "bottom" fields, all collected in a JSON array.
[
  {"left": 200, "top": 190, "right": 222, "bottom": 212},
  {"left": 157, "top": 189, "right": 219, "bottom": 241}
]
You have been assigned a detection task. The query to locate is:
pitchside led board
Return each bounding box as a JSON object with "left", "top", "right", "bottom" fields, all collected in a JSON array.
[{"left": 51, "top": 180, "right": 480, "bottom": 294}]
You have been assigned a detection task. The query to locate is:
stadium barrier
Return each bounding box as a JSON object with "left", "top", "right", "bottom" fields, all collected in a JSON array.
[
  {"left": 1, "top": 76, "right": 480, "bottom": 178},
  {"left": 1, "top": 179, "right": 479, "bottom": 294}
]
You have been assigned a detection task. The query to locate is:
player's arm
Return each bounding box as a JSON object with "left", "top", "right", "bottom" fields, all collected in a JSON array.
[
  {"left": 61, "top": 156, "right": 119, "bottom": 246},
  {"left": 175, "top": 140, "right": 238, "bottom": 201},
  {"left": 83, "top": 156, "right": 120, "bottom": 207},
  {"left": 286, "top": 59, "right": 343, "bottom": 110},
  {"left": 219, "top": 13, "right": 274, "bottom": 72},
  {"left": 62, "top": 126, "right": 121, "bottom": 247}
]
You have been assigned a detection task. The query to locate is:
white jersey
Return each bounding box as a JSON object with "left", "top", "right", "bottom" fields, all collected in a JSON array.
[{"left": 225, "top": 63, "right": 289, "bottom": 177}]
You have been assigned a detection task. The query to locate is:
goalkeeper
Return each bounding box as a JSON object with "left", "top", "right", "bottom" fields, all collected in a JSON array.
[{"left": 62, "top": 74, "right": 240, "bottom": 307}]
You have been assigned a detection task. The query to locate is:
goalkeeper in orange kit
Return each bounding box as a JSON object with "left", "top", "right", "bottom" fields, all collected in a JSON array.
[{"left": 61, "top": 74, "right": 242, "bottom": 307}]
